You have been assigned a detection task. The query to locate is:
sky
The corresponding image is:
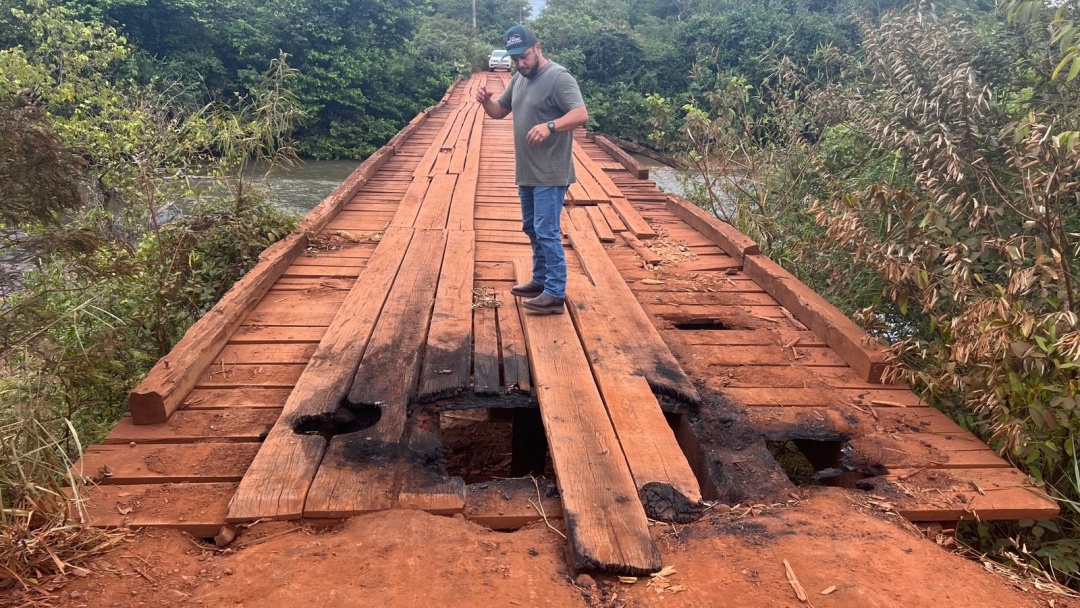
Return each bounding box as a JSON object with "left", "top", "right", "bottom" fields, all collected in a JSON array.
[{"left": 530, "top": 0, "right": 546, "bottom": 19}]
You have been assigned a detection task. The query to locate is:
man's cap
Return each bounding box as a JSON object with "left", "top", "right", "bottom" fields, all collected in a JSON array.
[{"left": 505, "top": 24, "right": 537, "bottom": 56}]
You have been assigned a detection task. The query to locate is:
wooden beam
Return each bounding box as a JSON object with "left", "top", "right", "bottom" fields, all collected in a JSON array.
[
  {"left": 665, "top": 194, "right": 759, "bottom": 263},
  {"left": 593, "top": 134, "right": 649, "bottom": 179},
  {"left": 128, "top": 234, "right": 305, "bottom": 424},
  {"left": 742, "top": 253, "right": 888, "bottom": 383},
  {"left": 513, "top": 260, "right": 661, "bottom": 575}
]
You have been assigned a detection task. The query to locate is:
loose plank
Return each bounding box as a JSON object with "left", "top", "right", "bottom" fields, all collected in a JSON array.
[
  {"left": 514, "top": 260, "right": 661, "bottom": 575},
  {"left": 565, "top": 208, "right": 699, "bottom": 404},
  {"left": 566, "top": 272, "right": 703, "bottom": 522}
]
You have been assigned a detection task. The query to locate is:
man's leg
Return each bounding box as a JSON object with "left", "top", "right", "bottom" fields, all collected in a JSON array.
[
  {"left": 529, "top": 186, "right": 567, "bottom": 299},
  {"left": 512, "top": 186, "right": 545, "bottom": 297}
]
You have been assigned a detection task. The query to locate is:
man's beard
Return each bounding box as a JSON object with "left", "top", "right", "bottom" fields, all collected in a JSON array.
[{"left": 519, "top": 64, "right": 538, "bottom": 79}]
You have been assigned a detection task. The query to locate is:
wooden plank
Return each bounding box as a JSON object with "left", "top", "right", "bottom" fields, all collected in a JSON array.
[
  {"left": 746, "top": 406, "right": 967, "bottom": 436},
  {"left": 447, "top": 107, "right": 483, "bottom": 231},
  {"left": 183, "top": 387, "right": 291, "bottom": 409},
  {"left": 565, "top": 209, "right": 699, "bottom": 404},
  {"left": 586, "top": 205, "right": 616, "bottom": 242},
  {"left": 593, "top": 134, "right": 649, "bottom": 179},
  {"left": 389, "top": 176, "right": 432, "bottom": 228},
  {"left": 73, "top": 443, "right": 259, "bottom": 484},
  {"left": 419, "top": 231, "right": 475, "bottom": 401},
  {"left": 513, "top": 260, "right": 661, "bottom": 575},
  {"left": 464, "top": 478, "right": 563, "bottom": 530},
  {"left": 105, "top": 410, "right": 279, "bottom": 444},
  {"left": 347, "top": 229, "right": 448, "bottom": 439},
  {"left": 571, "top": 155, "right": 609, "bottom": 204},
  {"left": 566, "top": 272, "right": 703, "bottom": 522},
  {"left": 743, "top": 253, "right": 888, "bottom": 383},
  {"left": 692, "top": 344, "right": 848, "bottom": 367},
  {"left": 196, "top": 363, "right": 304, "bottom": 388},
  {"left": 879, "top": 468, "right": 1058, "bottom": 521},
  {"left": 73, "top": 482, "right": 237, "bottom": 537},
  {"left": 214, "top": 343, "right": 318, "bottom": 365},
  {"left": 128, "top": 233, "right": 306, "bottom": 424},
  {"left": 227, "top": 227, "right": 414, "bottom": 521},
  {"left": 621, "top": 232, "right": 662, "bottom": 266},
  {"left": 723, "top": 387, "right": 926, "bottom": 408},
  {"left": 472, "top": 304, "right": 501, "bottom": 395},
  {"left": 302, "top": 434, "right": 399, "bottom": 517},
  {"left": 228, "top": 325, "right": 327, "bottom": 344},
  {"left": 598, "top": 202, "right": 627, "bottom": 233},
  {"left": 497, "top": 293, "right": 531, "bottom": 392},
  {"left": 665, "top": 194, "right": 759, "bottom": 262},
  {"left": 610, "top": 197, "right": 656, "bottom": 239},
  {"left": 413, "top": 173, "right": 458, "bottom": 230}
]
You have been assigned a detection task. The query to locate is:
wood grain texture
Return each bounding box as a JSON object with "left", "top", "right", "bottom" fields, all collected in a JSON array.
[
  {"left": 227, "top": 227, "right": 414, "bottom": 521},
  {"left": 514, "top": 260, "right": 661, "bottom": 575}
]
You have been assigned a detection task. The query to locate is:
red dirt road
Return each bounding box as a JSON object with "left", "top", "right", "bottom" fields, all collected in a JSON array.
[{"left": 12, "top": 488, "right": 1077, "bottom": 608}]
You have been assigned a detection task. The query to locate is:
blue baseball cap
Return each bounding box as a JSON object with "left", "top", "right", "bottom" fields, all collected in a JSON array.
[{"left": 505, "top": 24, "right": 538, "bottom": 56}]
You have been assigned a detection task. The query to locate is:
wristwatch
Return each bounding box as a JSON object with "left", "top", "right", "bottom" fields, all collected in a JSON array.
[{"left": 547, "top": 121, "right": 556, "bottom": 133}]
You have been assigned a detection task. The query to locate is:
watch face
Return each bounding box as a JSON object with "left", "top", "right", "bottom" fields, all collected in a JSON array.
[{"left": 547, "top": 121, "right": 556, "bottom": 132}]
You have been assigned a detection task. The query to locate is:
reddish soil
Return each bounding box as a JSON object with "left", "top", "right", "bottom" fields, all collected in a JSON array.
[{"left": 6, "top": 488, "right": 1076, "bottom": 608}]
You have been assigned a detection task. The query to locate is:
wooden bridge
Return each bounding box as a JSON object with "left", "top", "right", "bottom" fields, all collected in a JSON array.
[{"left": 70, "top": 73, "right": 1058, "bottom": 575}]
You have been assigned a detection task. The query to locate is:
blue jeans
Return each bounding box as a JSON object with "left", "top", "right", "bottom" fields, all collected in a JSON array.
[{"left": 519, "top": 185, "right": 567, "bottom": 299}]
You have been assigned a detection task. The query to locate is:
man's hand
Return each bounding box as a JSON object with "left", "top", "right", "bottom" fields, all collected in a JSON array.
[
  {"left": 526, "top": 123, "right": 551, "bottom": 146},
  {"left": 476, "top": 86, "right": 491, "bottom": 104}
]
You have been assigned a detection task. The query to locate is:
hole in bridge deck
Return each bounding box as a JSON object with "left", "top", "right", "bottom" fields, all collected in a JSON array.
[
  {"left": 673, "top": 318, "right": 731, "bottom": 330},
  {"left": 291, "top": 398, "right": 382, "bottom": 440},
  {"left": 440, "top": 407, "right": 553, "bottom": 484},
  {"left": 767, "top": 439, "right": 878, "bottom": 489}
]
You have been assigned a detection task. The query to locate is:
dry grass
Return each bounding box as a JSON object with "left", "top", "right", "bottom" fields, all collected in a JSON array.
[{"left": 1, "top": 411, "right": 125, "bottom": 595}]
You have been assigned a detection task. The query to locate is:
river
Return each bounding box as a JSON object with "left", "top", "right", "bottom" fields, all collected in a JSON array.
[{"left": 260, "top": 155, "right": 691, "bottom": 215}]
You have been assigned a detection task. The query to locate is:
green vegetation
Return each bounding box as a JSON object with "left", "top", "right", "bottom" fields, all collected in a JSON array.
[{"left": 643, "top": 0, "right": 1080, "bottom": 589}]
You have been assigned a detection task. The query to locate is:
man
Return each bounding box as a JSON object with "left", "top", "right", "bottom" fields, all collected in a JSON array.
[{"left": 475, "top": 24, "right": 588, "bottom": 314}]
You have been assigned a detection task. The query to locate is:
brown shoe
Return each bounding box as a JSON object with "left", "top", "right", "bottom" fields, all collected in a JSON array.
[
  {"left": 511, "top": 281, "right": 544, "bottom": 298},
  {"left": 523, "top": 293, "right": 565, "bottom": 314}
]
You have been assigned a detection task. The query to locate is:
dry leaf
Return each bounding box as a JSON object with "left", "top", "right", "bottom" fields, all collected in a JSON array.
[{"left": 821, "top": 585, "right": 837, "bottom": 595}]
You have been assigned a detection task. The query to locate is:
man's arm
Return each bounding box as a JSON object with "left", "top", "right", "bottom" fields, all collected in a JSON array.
[
  {"left": 548, "top": 105, "right": 588, "bottom": 132},
  {"left": 526, "top": 105, "right": 588, "bottom": 147},
  {"left": 476, "top": 85, "right": 510, "bottom": 119}
]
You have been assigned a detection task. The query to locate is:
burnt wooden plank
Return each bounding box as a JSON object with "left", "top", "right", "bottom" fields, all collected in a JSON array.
[
  {"left": 566, "top": 272, "right": 703, "bottom": 522},
  {"left": 419, "top": 230, "right": 475, "bottom": 401},
  {"left": 347, "top": 229, "right": 448, "bottom": 439},
  {"left": 472, "top": 304, "right": 501, "bottom": 395},
  {"left": 228, "top": 227, "right": 414, "bottom": 521},
  {"left": 514, "top": 260, "right": 661, "bottom": 575}
]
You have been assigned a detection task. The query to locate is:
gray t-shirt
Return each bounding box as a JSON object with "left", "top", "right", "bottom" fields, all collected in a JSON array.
[{"left": 497, "top": 62, "right": 585, "bottom": 187}]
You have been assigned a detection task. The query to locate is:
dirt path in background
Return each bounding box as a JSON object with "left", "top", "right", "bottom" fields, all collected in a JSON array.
[{"left": 6, "top": 488, "right": 1076, "bottom": 608}]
